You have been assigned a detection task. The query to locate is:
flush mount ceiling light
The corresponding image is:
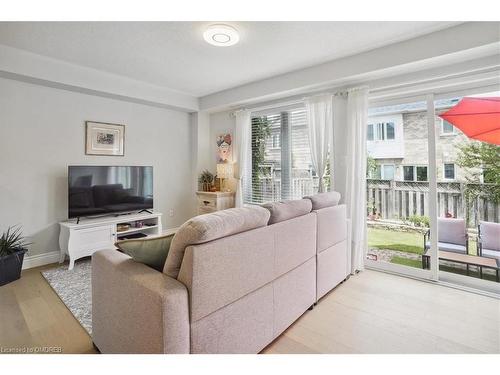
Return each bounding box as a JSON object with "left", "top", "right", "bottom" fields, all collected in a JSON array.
[{"left": 203, "top": 24, "right": 239, "bottom": 47}]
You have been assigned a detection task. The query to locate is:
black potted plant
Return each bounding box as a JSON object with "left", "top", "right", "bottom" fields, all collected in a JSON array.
[{"left": 0, "top": 226, "right": 31, "bottom": 286}]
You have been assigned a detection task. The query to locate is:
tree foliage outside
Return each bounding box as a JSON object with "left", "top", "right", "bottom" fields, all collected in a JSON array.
[
  {"left": 251, "top": 116, "right": 272, "bottom": 201},
  {"left": 456, "top": 141, "right": 500, "bottom": 204},
  {"left": 366, "top": 155, "right": 378, "bottom": 178}
]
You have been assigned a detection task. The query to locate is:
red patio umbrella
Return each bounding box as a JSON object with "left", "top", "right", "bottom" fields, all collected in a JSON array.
[{"left": 439, "top": 97, "right": 500, "bottom": 145}]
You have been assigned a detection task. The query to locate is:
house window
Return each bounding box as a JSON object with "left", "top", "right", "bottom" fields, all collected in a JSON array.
[
  {"left": 383, "top": 165, "right": 395, "bottom": 180},
  {"left": 403, "top": 166, "right": 415, "bottom": 181},
  {"left": 367, "top": 122, "right": 395, "bottom": 141},
  {"left": 247, "top": 108, "right": 327, "bottom": 204},
  {"left": 371, "top": 164, "right": 395, "bottom": 180},
  {"left": 416, "top": 166, "right": 428, "bottom": 182},
  {"left": 441, "top": 119, "right": 455, "bottom": 135},
  {"left": 444, "top": 163, "right": 455, "bottom": 180},
  {"left": 376, "top": 123, "right": 385, "bottom": 140},
  {"left": 403, "top": 166, "right": 428, "bottom": 182},
  {"left": 367, "top": 124, "right": 374, "bottom": 141},
  {"left": 386, "top": 122, "right": 395, "bottom": 140}
]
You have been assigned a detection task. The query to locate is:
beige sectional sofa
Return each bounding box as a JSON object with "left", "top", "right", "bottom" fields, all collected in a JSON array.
[{"left": 92, "top": 192, "right": 350, "bottom": 353}]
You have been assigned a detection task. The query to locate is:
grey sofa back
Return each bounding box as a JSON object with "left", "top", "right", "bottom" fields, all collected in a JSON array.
[{"left": 177, "top": 212, "right": 317, "bottom": 353}]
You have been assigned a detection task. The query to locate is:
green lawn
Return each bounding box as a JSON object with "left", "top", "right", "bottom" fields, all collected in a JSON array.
[
  {"left": 390, "top": 256, "right": 423, "bottom": 268},
  {"left": 368, "top": 227, "right": 484, "bottom": 276},
  {"left": 368, "top": 228, "right": 424, "bottom": 255},
  {"left": 368, "top": 227, "right": 478, "bottom": 256}
]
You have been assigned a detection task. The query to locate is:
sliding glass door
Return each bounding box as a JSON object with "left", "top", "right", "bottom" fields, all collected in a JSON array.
[
  {"left": 365, "top": 98, "right": 436, "bottom": 279},
  {"left": 366, "top": 89, "right": 500, "bottom": 294},
  {"left": 433, "top": 91, "right": 500, "bottom": 294}
]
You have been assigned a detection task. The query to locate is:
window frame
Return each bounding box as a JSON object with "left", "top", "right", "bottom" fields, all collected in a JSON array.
[
  {"left": 403, "top": 165, "right": 428, "bottom": 182},
  {"left": 367, "top": 122, "right": 396, "bottom": 142},
  {"left": 440, "top": 118, "right": 456, "bottom": 136},
  {"left": 247, "top": 106, "right": 327, "bottom": 204},
  {"left": 370, "top": 163, "right": 395, "bottom": 180},
  {"left": 443, "top": 163, "right": 456, "bottom": 181}
]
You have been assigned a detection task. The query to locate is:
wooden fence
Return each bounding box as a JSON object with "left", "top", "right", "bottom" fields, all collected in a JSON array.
[{"left": 367, "top": 179, "right": 500, "bottom": 227}]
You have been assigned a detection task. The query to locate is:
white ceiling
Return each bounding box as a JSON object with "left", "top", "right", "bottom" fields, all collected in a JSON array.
[{"left": 0, "top": 22, "right": 459, "bottom": 97}]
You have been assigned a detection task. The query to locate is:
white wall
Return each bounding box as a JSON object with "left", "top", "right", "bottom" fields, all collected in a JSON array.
[{"left": 0, "top": 77, "right": 196, "bottom": 257}]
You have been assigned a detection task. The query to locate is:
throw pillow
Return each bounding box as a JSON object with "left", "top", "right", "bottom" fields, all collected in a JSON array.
[{"left": 116, "top": 233, "right": 174, "bottom": 271}]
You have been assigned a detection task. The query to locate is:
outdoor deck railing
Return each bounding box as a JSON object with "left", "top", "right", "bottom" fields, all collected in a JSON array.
[
  {"left": 367, "top": 179, "right": 499, "bottom": 227},
  {"left": 247, "top": 175, "right": 329, "bottom": 203}
]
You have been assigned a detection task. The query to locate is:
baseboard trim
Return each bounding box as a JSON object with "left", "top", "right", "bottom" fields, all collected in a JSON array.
[{"left": 22, "top": 251, "right": 60, "bottom": 270}]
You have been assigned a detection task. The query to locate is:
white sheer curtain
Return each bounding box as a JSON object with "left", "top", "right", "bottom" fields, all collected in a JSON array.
[
  {"left": 305, "top": 94, "right": 332, "bottom": 193},
  {"left": 233, "top": 110, "right": 251, "bottom": 207},
  {"left": 343, "top": 87, "right": 369, "bottom": 273}
]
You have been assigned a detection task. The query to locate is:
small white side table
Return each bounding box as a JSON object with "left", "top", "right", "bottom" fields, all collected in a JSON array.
[{"left": 196, "top": 191, "right": 235, "bottom": 215}]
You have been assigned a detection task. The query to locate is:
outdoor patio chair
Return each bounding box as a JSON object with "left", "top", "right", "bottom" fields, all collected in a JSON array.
[
  {"left": 478, "top": 221, "right": 500, "bottom": 260},
  {"left": 424, "top": 218, "right": 469, "bottom": 254}
]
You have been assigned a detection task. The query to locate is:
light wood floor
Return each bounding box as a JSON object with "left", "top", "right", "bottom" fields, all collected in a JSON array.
[{"left": 1, "top": 265, "right": 499, "bottom": 354}]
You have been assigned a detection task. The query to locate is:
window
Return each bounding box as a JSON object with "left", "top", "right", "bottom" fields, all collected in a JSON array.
[
  {"left": 367, "top": 122, "right": 396, "bottom": 141},
  {"left": 386, "top": 122, "right": 395, "bottom": 140},
  {"left": 367, "top": 124, "right": 374, "bottom": 141},
  {"left": 403, "top": 166, "right": 415, "bottom": 181},
  {"left": 376, "top": 123, "right": 385, "bottom": 140},
  {"left": 370, "top": 164, "right": 394, "bottom": 180},
  {"left": 383, "top": 165, "right": 395, "bottom": 180},
  {"left": 403, "top": 166, "right": 428, "bottom": 182},
  {"left": 416, "top": 166, "right": 428, "bottom": 182},
  {"left": 444, "top": 163, "right": 455, "bottom": 180},
  {"left": 441, "top": 119, "right": 455, "bottom": 135},
  {"left": 247, "top": 107, "right": 327, "bottom": 204}
]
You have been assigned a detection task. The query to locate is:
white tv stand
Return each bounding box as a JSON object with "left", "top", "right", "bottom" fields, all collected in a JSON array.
[{"left": 59, "top": 212, "right": 162, "bottom": 270}]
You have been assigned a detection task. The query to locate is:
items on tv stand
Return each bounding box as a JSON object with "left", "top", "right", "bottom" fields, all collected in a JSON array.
[{"left": 59, "top": 212, "right": 162, "bottom": 270}]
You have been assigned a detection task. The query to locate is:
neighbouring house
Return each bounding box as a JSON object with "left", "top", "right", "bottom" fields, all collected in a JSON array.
[{"left": 367, "top": 98, "right": 482, "bottom": 183}]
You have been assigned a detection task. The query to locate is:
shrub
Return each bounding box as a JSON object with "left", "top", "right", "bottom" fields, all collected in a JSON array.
[{"left": 407, "top": 215, "right": 430, "bottom": 228}]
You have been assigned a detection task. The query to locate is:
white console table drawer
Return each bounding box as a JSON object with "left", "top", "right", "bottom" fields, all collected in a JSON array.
[
  {"left": 59, "top": 212, "right": 162, "bottom": 270},
  {"left": 71, "top": 225, "right": 115, "bottom": 251}
]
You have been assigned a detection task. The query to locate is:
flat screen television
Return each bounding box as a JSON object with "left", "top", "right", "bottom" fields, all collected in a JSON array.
[{"left": 68, "top": 166, "right": 153, "bottom": 219}]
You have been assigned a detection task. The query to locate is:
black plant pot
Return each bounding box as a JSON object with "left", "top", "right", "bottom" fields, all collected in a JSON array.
[{"left": 0, "top": 249, "right": 27, "bottom": 286}]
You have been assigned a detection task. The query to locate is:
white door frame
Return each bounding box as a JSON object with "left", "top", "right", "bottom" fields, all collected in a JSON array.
[{"left": 365, "top": 95, "right": 439, "bottom": 280}]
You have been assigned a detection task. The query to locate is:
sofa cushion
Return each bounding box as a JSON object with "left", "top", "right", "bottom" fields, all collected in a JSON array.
[
  {"left": 438, "top": 218, "right": 467, "bottom": 246},
  {"left": 304, "top": 191, "right": 341, "bottom": 210},
  {"left": 480, "top": 221, "right": 500, "bottom": 251},
  {"left": 163, "top": 206, "right": 270, "bottom": 278},
  {"left": 262, "top": 199, "right": 312, "bottom": 224},
  {"left": 115, "top": 233, "right": 174, "bottom": 272}
]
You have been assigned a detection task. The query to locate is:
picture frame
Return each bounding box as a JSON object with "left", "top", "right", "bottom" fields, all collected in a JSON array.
[
  {"left": 85, "top": 121, "right": 125, "bottom": 156},
  {"left": 216, "top": 133, "right": 232, "bottom": 163}
]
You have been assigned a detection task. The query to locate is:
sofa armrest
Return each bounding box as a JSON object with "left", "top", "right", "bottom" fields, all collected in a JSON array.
[{"left": 92, "top": 249, "right": 190, "bottom": 353}]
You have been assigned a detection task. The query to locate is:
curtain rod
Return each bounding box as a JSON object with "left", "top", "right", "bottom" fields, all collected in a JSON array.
[
  {"left": 228, "top": 68, "right": 498, "bottom": 116},
  {"left": 229, "top": 86, "right": 370, "bottom": 116}
]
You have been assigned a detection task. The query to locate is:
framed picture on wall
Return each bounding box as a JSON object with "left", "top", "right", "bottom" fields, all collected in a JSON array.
[
  {"left": 85, "top": 121, "right": 125, "bottom": 156},
  {"left": 216, "top": 133, "right": 232, "bottom": 163}
]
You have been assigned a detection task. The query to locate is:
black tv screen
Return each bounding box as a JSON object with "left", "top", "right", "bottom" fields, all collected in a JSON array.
[{"left": 68, "top": 166, "right": 153, "bottom": 218}]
